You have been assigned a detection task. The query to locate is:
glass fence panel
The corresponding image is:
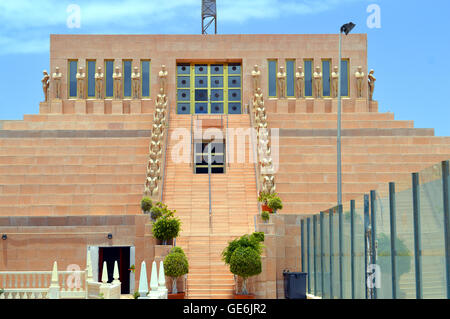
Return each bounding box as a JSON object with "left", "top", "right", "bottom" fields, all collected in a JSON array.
[
  {"left": 315, "top": 217, "right": 322, "bottom": 297},
  {"left": 418, "top": 163, "right": 446, "bottom": 298},
  {"left": 354, "top": 197, "right": 366, "bottom": 299},
  {"left": 322, "top": 213, "right": 330, "bottom": 299},
  {"left": 342, "top": 208, "right": 352, "bottom": 298},
  {"left": 332, "top": 209, "right": 340, "bottom": 298},
  {"left": 395, "top": 177, "right": 416, "bottom": 299},
  {"left": 308, "top": 218, "right": 315, "bottom": 294}
]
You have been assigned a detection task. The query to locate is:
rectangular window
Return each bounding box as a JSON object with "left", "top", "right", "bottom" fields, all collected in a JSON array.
[
  {"left": 304, "top": 60, "right": 313, "bottom": 97},
  {"left": 141, "top": 60, "right": 150, "bottom": 98},
  {"left": 286, "top": 60, "right": 295, "bottom": 97},
  {"left": 341, "top": 59, "right": 349, "bottom": 97},
  {"left": 105, "top": 60, "right": 114, "bottom": 98},
  {"left": 68, "top": 60, "right": 78, "bottom": 98},
  {"left": 268, "top": 60, "right": 277, "bottom": 97},
  {"left": 322, "top": 59, "right": 331, "bottom": 97},
  {"left": 87, "top": 60, "right": 96, "bottom": 98},
  {"left": 123, "top": 60, "right": 132, "bottom": 98}
]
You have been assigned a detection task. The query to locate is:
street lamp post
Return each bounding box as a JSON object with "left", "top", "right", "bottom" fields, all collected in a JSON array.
[{"left": 337, "top": 22, "right": 355, "bottom": 207}]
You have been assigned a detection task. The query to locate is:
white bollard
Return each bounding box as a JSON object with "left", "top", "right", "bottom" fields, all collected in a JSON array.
[
  {"left": 138, "top": 261, "right": 149, "bottom": 299},
  {"left": 113, "top": 261, "right": 120, "bottom": 284},
  {"left": 158, "top": 261, "right": 168, "bottom": 299},
  {"left": 48, "top": 261, "right": 60, "bottom": 299},
  {"left": 148, "top": 261, "right": 160, "bottom": 299}
]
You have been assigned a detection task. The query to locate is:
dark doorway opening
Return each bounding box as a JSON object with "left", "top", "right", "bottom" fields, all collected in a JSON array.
[{"left": 98, "top": 246, "right": 130, "bottom": 294}]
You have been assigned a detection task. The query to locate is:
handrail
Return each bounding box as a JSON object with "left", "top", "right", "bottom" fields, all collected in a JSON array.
[
  {"left": 190, "top": 114, "right": 194, "bottom": 169},
  {"left": 226, "top": 114, "right": 229, "bottom": 168},
  {"left": 159, "top": 100, "right": 171, "bottom": 203},
  {"left": 208, "top": 142, "right": 212, "bottom": 228},
  {"left": 249, "top": 99, "right": 262, "bottom": 217}
]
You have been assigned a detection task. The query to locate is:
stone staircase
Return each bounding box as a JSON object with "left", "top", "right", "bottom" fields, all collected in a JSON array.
[
  {"left": 0, "top": 113, "right": 154, "bottom": 216},
  {"left": 162, "top": 113, "right": 257, "bottom": 299}
]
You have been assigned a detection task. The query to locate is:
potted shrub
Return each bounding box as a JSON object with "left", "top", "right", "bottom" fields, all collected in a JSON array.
[
  {"left": 164, "top": 247, "right": 189, "bottom": 299},
  {"left": 222, "top": 232, "right": 264, "bottom": 298},
  {"left": 258, "top": 191, "right": 273, "bottom": 212},
  {"left": 141, "top": 197, "right": 152, "bottom": 214},
  {"left": 261, "top": 211, "right": 270, "bottom": 223},
  {"left": 268, "top": 196, "right": 283, "bottom": 214},
  {"left": 150, "top": 206, "right": 163, "bottom": 222},
  {"left": 152, "top": 209, "right": 181, "bottom": 245}
]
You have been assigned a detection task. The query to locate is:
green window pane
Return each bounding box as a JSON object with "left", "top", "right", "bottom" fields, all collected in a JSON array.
[
  {"left": 268, "top": 60, "right": 277, "bottom": 97},
  {"left": 123, "top": 61, "right": 132, "bottom": 97},
  {"left": 105, "top": 61, "right": 114, "bottom": 98},
  {"left": 87, "top": 61, "right": 96, "bottom": 98},
  {"left": 142, "top": 61, "right": 150, "bottom": 97},
  {"left": 304, "top": 61, "right": 313, "bottom": 97},
  {"left": 286, "top": 60, "right": 295, "bottom": 97},
  {"left": 341, "top": 60, "right": 349, "bottom": 96},
  {"left": 322, "top": 60, "right": 331, "bottom": 97},
  {"left": 69, "top": 61, "right": 77, "bottom": 98}
]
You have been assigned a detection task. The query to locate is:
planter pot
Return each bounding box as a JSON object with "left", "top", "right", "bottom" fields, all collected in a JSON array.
[
  {"left": 168, "top": 292, "right": 185, "bottom": 299},
  {"left": 234, "top": 293, "right": 255, "bottom": 299},
  {"left": 261, "top": 204, "right": 272, "bottom": 213}
]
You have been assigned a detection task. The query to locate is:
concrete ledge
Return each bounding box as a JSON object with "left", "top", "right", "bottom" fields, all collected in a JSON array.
[
  {"left": 280, "top": 128, "right": 435, "bottom": 137},
  {"left": 0, "top": 215, "right": 137, "bottom": 227},
  {"left": 0, "top": 130, "right": 152, "bottom": 138}
]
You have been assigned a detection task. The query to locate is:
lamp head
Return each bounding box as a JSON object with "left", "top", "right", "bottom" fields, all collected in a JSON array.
[{"left": 340, "top": 22, "right": 356, "bottom": 35}]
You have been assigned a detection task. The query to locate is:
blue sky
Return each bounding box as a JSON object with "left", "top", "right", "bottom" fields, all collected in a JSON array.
[{"left": 0, "top": 0, "right": 449, "bottom": 135}]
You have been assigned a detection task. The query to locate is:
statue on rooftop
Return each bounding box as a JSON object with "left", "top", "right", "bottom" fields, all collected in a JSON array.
[
  {"left": 277, "top": 66, "right": 286, "bottom": 99},
  {"left": 251, "top": 65, "right": 261, "bottom": 93},
  {"left": 76, "top": 67, "right": 86, "bottom": 99},
  {"left": 159, "top": 65, "right": 168, "bottom": 94},
  {"left": 113, "top": 66, "right": 122, "bottom": 99},
  {"left": 313, "top": 66, "right": 322, "bottom": 98},
  {"left": 368, "top": 69, "right": 376, "bottom": 101},
  {"left": 52, "top": 67, "right": 62, "bottom": 99},
  {"left": 131, "top": 66, "right": 141, "bottom": 99},
  {"left": 95, "top": 66, "right": 104, "bottom": 99},
  {"left": 41, "top": 70, "right": 50, "bottom": 102},
  {"left": 331, "top": 66, "right": 339, "bottom": 98},
  {"left": 295, "top": 66, "right": 304, "bottom": 98},
  {"left": 355, "top": 66, "right": 365, "bottom": 98}
]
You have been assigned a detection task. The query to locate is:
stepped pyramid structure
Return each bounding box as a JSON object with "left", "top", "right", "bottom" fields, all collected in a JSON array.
[{"left": 1, "top": 34, "right": 450, "bottom": 299}]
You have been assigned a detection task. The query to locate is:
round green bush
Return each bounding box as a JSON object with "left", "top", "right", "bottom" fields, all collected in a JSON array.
[
  {"left": 152, "top": 214, "right": 181, "bottom": 243},
  {"left": 222, "top": 233, "right": 264, "bottom": 265},
  {"left": 141, "top": 197, "right": 152, "bottom": 212},
  {"left": 261, "top": 211, "right": 270, "bottom": 222},
  {"left": 268, "top": 196, "right": 283, "bottom": 211},
  {"left": 164, "top": 252, "right": 189, "bottom": 278},
  {"left": 170, "top": 246, "right": 186, "bottom": 256},
  {"left": 150, "top": 206, "right": 163, "bottom": 220},
  {"left": 229, "top": 247, "right": 261, "bottom": 279},
  {"left": 251, "top": 232, "right": 265, "bottom": 243}
]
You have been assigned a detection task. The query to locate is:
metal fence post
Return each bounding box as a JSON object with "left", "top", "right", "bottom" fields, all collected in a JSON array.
[
  {"left": 412, "top": 172, "right": 423, "bottom": 299},
  {"left": 389, "top": 182, "right": 398, "bottom": 299},
  {"left": 338, "top": 205, "right": 343, "bottom": 299},
  {"left": 313, "top": 215, "right": 318, "bottom": 296},
  {"left": 350, "top": 200, "right": 355, "bottom": 299},
  {"left": 301, "top": 219, "right": 305, "bottom": 273},
  {"left": 329, "top": 209, "right": 334, "bottom": 299},
  {"left": 370, "top": 190, "right": 377, "bottom": 299},
  {"left": 442, "top": 161, "right": 450, "bottom": 299},
  {"left": 320, "top": 212, "right": 325, "bottom": 298},
  {"left": 307, "top": 218, "right": 311, "bottom": 294},
  {"left": 364, "top": 194, "right": 369, "bottom": 299}
]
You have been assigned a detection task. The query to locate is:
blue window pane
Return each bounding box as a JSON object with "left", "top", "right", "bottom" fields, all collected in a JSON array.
[
  {"left": 195, "top": 89, "right": 208, "bottom": 101},
  {"left": 228, "top": 89, "right": 241, "bottom": 101},
  {"left": 286, "top": 60, "right": 295, "bottom": 97},
  {"left": 195, "top": 103, "right": 208, "bottom": 114},
  {"left": 228, "top": 63, "right": 241, "bottom": 74},
  {"left": 341, "top": 60, "right": 349, "bottom": 96},
  {"left": 228, "top": 103, "right": 241, "bottom": 114},
  {"left": 322, "top": 60, "right": 331, "bottom": 97},
  {"left": 211, "top": 89, "right": 223, "bottom": 101},
  {"left": 211, "top": 103, "right": 223, "bottom": 114},
  {"left": 177, "top": 64, "right": 190, "bottom": 74},
  {"left": 195, "top": 76, "right": 207, "bottom": 88},
  {"left": 305, "top": 60, "right": 313, "bottom": 97},
  {"left": 69, "top": 61, "right": 77, "bottom": 98},
  {"left": 105, "top": 61, "right": 114, "bottom": 98},
  {"left": 123, "top": 61, "right": 132, "bottom": 97},
  {"left": 177, "top": 103, "right": 190, "bottom": 114},
  {"left": 228, "top": 76, "right": 241, "bottom": 88},
  {"left": 210, "top": 64, "right": 223, "bottom": 74},
  {"left": 177, "top": 89, "right": 190, "bottom": 101},
  {"left": 268, "top": 60, "right": 277, "bottom": 97},
  {"left": 195, "top": 64, "right": 207, "bottom": 74},
  {"left": 177, "top": 76, "right": 190, "bottom": 88},
  {"left": 87, "top": 61, "right": 96, "bottom": 98},
  {"left": 142, "top": 61, "right": 150, "bottom": 97},
  {"left": 211, "top": 76, "right": 223, "bottom": 88}
]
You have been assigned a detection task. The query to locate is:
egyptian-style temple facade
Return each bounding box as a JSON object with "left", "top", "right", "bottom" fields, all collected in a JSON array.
[{"left": 1, "top": 34, "right": 450, "bottom": 299}]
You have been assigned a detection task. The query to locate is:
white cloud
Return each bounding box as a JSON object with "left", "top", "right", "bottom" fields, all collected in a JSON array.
[{"left": 0, "top": 0, "right": 365, "bottom": 55}]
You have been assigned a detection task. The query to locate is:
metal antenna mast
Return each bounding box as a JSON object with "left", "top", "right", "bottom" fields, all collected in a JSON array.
[{"left": 202, "top": 0, "right": 217, "bottom": 34}]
